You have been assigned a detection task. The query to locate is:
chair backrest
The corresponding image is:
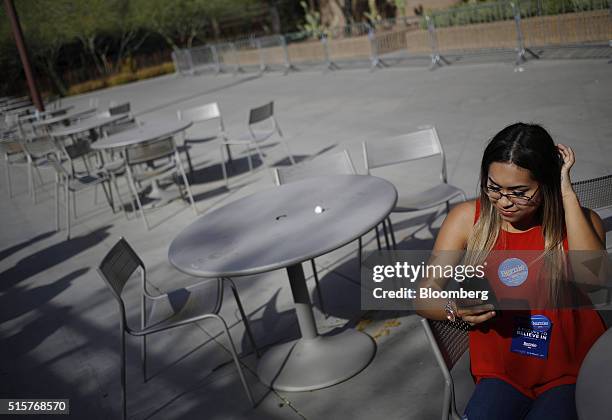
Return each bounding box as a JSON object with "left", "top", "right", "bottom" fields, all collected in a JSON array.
[
  {"left": 363, "top": 127, "right": 446, "bottom": 181},
  {"left": 178, "top": 102, "right": 222, "bottom": 124},
  {"left": 109, "top": 102, "right": 131, "bottom": 116},
  {"left": 421, "top": 317, "right": 469, "bottom": 420},
  {"left": 572, "top": 174, "right": 612, "bottom": 211},
  {"left": 421, "top": 318, "right": 469, "bottom": 372},
  {"left": 0, "top": 139, "right": 24, "bottom": 157},
  {"left": 96, "top": 237, "right": 144, "bottom": 307},
  {"left": 274, "top": 150, "right": 356, "bottom": 185},
  {"left": 103, "top": 119, "right": 138, "bottom": 137},
  {"left": 126, "top": 137, "right": 175, "bottom": 165},
  {"left": 248, "top": 101, "right": 274, "bottom": 125},
  {"left": 21, "top": 136, "right": 58, "bottom": 159},
  {"left": 64, "top": 139, "right": 93, "bottom": 160}
]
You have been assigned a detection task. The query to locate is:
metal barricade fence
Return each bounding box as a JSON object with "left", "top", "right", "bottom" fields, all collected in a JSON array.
[
  {"left": 255, "top": 35, "right": 293, "bottom": 73},
  {"left": 189, "top": 45, "right": 220, "bottom": 74},
  {"left": 516, "top": 0, "right": 612, "bottom": 52},
  {"left": 428, "top": 2, "right": 517, "bottom": 55},
  {"left": 370, "top": 16, "right": 424, "bottom": 68},
  {"left": 232, "top": 37, "right": 260, "bottom": 72},
  {"left": 216, "top": 42, "right": 242, "bottom": 74},
  {"left": 173, "top": 0, "right": 610, "bottom": 76},
  {"left": 284, "top": 31, "right": 328, "bottom": 69},
  {"left": 421, "top": 0, "right": 611, "bottom": 63},
  {"left": 171, "top": 49, "right": 194, "bottom": 75}
]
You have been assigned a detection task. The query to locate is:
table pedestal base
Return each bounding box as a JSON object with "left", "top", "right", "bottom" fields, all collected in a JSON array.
[{"left": 257, "top": 329, "right": 376, "bottom": 392}]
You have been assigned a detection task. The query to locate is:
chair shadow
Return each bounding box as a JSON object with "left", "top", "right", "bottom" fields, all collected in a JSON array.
[
  {"left": 0, "top": 225, "right": 111, "bottom": 292},
  {"left": 0, "top": 230, "right": 56, "bottom": 262},
  {"left": 0, "top": 268, "right": 89, "bottom": 323}
]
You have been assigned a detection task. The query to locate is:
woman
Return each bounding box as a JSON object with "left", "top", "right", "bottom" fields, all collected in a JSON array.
[{"left": 418, "top": 123, "right": 606, "bottom": 419}]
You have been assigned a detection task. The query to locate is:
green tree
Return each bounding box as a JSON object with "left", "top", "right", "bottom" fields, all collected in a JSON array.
[{"left": 15, "top": 0, "right": 77, "bottom": 95}]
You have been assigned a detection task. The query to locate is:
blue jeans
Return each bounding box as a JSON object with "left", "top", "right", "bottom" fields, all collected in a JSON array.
[{"left": 463, "top": 378, "right": 577, "bottom": 420}]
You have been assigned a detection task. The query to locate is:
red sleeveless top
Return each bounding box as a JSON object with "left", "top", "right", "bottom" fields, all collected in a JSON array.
[{"left": 469, "top": 201, "right": 606, "bottom": 399}]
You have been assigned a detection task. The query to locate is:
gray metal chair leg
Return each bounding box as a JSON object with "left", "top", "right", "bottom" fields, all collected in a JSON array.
[
  {"left": 227, "top": 278, "right": 260, "bottom": 357},
  {"left": 66, "top": 184, "right": 71, "bottom": 240},
  {"left": 220, "top": 145, "right": 228, "bottom": 187},
  {"left": 310, "top": 258, "right": 327, "bottom": 318},
  {"left": 375, "top": 225, "right": 382, "bottom": 250},
  {"left": 5, "top": 161, "right": 12, "bottom": 198},
  {"left": 382, "top": 220, "right": 391, "bottom": 250},
  {"left": 29, "top": 165, "right": 36, "bottom": 203},
  {"left": 142, "top": 335, "right": 147, "bottom": 383},
  {"left": 126, "top": 169, "right": 150, "bottom": 231},
  {"left": 279, "top": 136, "right": 295, "bottom": 165},
  {"left": 55, "top": 179, "right": 60, "bottom": 231},
  {"left": 72, "top": 190, "right": 78, "bottom": 220},
  {"left": 246, "top": 145, "right": 253, "bottom": 172},
  {"left": 386, "top": 217, "right": 397, "bottom": 250},
  {"left": 110, "top": 173, "right": 128, "bottom": 219},
  {"left": 121, "top": 329, "right": 127, "bottom": 420},
  {"left": 252, "top": 143, "right": 268, "bottom": 168},
  {"left": 175, "top": 152, "right": 198, "bottom": 215},
  {"left": 183, "top": 143, "right": 194, "bottom": 176},
  {"left": 357, "top": 237, "right": 363, "bottom": 271},
  {"left": 214, "top": 314, "right": 255, "bottom": 407}
]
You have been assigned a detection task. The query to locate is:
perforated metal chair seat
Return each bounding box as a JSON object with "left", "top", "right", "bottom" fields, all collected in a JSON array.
[
  {"left": 394, "top": 184, "right": 466, "bottom": 212},
  {"left": 6, "top": 152, "right": 28, "bottom": 165},
  {"left": 67, "top": 172, "right": 108, "bottom": 191},
  {"left": 183, "top": 132, "right": 225, "bottom": 144},
  {"left": 237, "top": 129, "right": 275, "bottom": 143},
  {"left": 144, "top": 282, "right": 221, "bottom": 331},
  {"left": 102, "top": 158, "right": 125, "bottom": 173}
]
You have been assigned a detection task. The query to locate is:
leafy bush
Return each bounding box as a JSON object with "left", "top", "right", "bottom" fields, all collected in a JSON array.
[
  {"left": 67, "top": 79, "right": 107, "bottom": 95},
  {"left": 106, "top": 72, "right": 138, "bottom": 87},
  {"left": 66, "top": 62, "right": 175, "bottom": 96},
  {"left": 135, "top": 62, "right": 175, "bottom": 78}
]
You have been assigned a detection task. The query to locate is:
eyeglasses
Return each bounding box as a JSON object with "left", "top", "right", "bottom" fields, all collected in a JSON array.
[{"left": 485, "top": 185, "right": 540, "bottom": 206}]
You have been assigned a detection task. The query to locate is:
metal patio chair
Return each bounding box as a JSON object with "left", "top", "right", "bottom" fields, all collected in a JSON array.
[
  {"left": 421, "top": 317, "right": 471, "bottom": 420},
  {"left": 572, "top": 173, "right": 612, "bottom": 305},
  {"left": 273, "top": 150, "right": 358, "bottom": 316},
  {"left": 124, "top": 136, "right": 197, "bottom": 230},
  {"left": 47, "top": 153, "right": 110, "bottom": 240},
  {"left": 96, "top": 237, "right": 257, "bottom": 420},
  {"left": 19, "top": 135, "right": 61, "bottom": 204},
  {"left": 225, "top": 101, "right": 295, "bottom": 185},
  {"left": 177, "top": 102, "right": 230, "bottom": 178},
  {"left": 573, "top": 174, "right": 612, "bottom": 213},
  {"left": 0, "top": 139, "right": 28, "bottom": 198},
  {"left": 109, "top": 102, "right": 131, "bottom": 117},
  {"left": 363, "top": 127, "right": 466, "bottom": 247}
]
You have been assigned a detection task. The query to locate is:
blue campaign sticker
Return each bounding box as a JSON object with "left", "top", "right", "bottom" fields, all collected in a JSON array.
[
  {"left": 510, "top": 315, "right": 552, "bottom": 359},
  {"left": 497, "top": 258, "right": 529, "bottom": 287},
  {"left": 530, "top": 315, "right": 551, "bottom": 332}
]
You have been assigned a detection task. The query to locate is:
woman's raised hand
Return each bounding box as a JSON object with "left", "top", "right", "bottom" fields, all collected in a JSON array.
[{"left": 557, "top": 143, "right": 575, "bottom": 198}]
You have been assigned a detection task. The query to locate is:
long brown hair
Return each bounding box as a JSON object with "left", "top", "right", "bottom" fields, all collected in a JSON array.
[{"left": 466, "top": 123, "right": 566, "bottom": 304}]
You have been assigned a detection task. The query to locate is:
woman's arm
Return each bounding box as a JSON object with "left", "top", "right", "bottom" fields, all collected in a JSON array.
[
  {"left": 558, "top": 144, "right": 606, "bottom": 250},
  {"left": 416, "top": 200, "right": 496, "bottom": 323}
]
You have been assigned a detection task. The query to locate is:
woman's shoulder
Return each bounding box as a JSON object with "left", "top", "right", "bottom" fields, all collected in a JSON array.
[
  {"left": 447, "top": 199, "right": 478, "bottom": 224},
  {"left": 433, "top": 200, "right": 477, "bottom": 250}
]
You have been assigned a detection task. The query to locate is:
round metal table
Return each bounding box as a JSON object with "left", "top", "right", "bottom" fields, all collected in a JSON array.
[
  {"left": 48, "top": 114, "right": 124, "bottom": 137},
  {"left": 33, "top": 107, "right": 97, "bottom": 129},
  {"left": 168, "top": 174, "right": 397, "bottom": 391},
  {"left": 576, "top": 326, "right": 612, "bottom": 419},
  {"left": 90, "top": 119, "right": 192, "bottom": 150},
  {"left": 91, "top": 119, "right": 193, "bottom": 202}
]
